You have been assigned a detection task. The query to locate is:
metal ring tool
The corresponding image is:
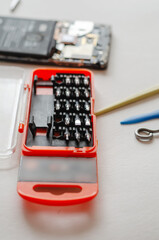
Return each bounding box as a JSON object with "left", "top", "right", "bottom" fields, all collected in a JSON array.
[{"left": 135, "top": 128, "right": 159, "bottom": 141}]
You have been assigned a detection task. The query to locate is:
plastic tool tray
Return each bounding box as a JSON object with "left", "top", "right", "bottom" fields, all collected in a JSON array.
[{"left": 18, "top": 68, "right": 98, "bottom": 205}]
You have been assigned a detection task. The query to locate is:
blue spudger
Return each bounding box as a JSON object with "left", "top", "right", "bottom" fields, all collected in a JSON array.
[{"left": 120, "top": 110, "right": 159, "bottom": 124}]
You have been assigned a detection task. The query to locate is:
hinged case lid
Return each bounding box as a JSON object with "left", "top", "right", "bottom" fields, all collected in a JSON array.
[{"left": 0, "top": 66, "right": 25, "bottom": 169}]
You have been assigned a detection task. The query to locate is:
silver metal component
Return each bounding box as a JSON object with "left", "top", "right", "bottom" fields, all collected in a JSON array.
[
  {"left": 84, "top": 89, "right": 90, "bottom": 98},
  {"left": 65, "top": 88, "right": 71, "bottom": 98},
  {"left": 55, "top": 100, "right": 61, "bottom": 111},
  {"left": 85, "top": 129, "right": 91, "bottom": 142},
  {"left": 75, "top": 129, "right": 80, "bottom": 142},
  {"left": 60, "top": 34, "right": 76, "bottom": 45},
  {"left": 64, "top": 128, "right": 70, "bottom": 141},
  {"left": 63, "top": 44, "right": 94, "bottom": 60},
  {"left": 75, "top": 115, "right": 81, "bottom": 126},
  {"left": 85, "top": 115, "right": 91, "bottom": 126},
  {"left": 65, "top": 76, "right": 71, "bottom": 85},
  {"left": 65, "top": 114, "right": 70, "bottom": 126},
  {"left": 75, "top": 101, "right": 80, "bottom": 111},
  {"left": 56, "top": 43, "right": 64, "bottom": 52},
  {"left": 74, "top": 76, "right": 80, "bottom": 86},
  {"left": 135, "top": 127, "right": 159, "bottom": 142},
  {"left": 84, "top": 77, "right": 89, "bottom": 86},
  {"left": 75, "top": 88, "right": 80, "bottom": 98},
  {"left": 84, "top": 102, "right": 90, "bottom": 112},
  {"left": 56, "top": 87, "right": 61, "bottom": 97},
  {"left": 68, "top": 21, "right": 94, "bottom": 37},
  {"left": 65, "top": 100, "right": 71, "bottom": 111}
]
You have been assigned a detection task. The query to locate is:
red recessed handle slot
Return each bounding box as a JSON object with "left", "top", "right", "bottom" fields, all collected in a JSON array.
[{"left": 18, "top": 182, "right": 98, "bottom": 206}]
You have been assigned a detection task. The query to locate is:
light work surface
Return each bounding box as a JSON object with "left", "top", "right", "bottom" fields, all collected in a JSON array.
[{"left": 1, "top": 0, "right": 159, "bottom": 239}]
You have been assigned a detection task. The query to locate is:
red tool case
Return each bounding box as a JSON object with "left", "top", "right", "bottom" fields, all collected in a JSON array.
[{"left": 17, "top": 68, "right": 98, "bottom": 205}]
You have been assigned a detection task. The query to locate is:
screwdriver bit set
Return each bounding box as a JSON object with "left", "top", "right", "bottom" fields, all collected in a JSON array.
[
  {"left": 18, "top": 68, "right": 98, "bottom": 205},
  {"left": 25, "top": 69, "right": 96, "bottom": 153},
  {"left": 52, "top": 74, "right": 93, "bottom": 147}
]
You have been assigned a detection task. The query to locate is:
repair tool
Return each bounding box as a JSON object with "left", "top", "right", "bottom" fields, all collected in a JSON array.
[
  {"left": 10, "top": 0, "right": 21, "bottom": 11},
  {"left": 95, "top": 85, "right": 159, "bottom": 116},
  {"left": 135, "top": 127, "right": 159, "bottom": 142},
  {"left": 17, "top": 68, "right": 98, "bottom": 206},
  {"left": 120, "top": 110, "right": 159, "bottom": 124}
]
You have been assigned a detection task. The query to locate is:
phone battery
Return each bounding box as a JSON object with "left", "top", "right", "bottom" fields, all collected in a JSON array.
[{"left": 0, "top": 17, "right": 56, "bottom": 58}]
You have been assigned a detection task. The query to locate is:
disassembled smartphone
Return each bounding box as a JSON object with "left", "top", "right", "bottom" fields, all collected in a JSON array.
[
  {"left": 0, "top": 16, "right": 111, "bottom": 69},
  {"left": 18, "top": 68, "right": 98, "bottom": 205}
]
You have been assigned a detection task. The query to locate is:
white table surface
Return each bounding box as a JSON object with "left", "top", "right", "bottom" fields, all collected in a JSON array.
[{"left": 1, "top": 0, "right": 159, "bottom": 239}]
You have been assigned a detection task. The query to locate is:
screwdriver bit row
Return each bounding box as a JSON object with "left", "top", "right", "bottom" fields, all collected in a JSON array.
[
  {"left": 53, "top": 126, "right": 92, "bottom": 143},
  {"left": 51, "top": 74, "right": 90, "bottom": 87},
  {"left": 53, "top": 86, "right": 90, "bottom": 99},
  {"left": 54, "top": 113, "right": 91, "bottom": 127},
  {"left": 54, "top": 99, "right": 91, "bottom": 113}
]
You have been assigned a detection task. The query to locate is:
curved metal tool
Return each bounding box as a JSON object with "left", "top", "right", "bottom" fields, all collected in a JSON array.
[{"left": 135, "top": 128, "right": 159, "bottom": 141}]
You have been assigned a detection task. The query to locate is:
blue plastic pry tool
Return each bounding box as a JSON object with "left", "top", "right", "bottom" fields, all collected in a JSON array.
[{"left": 120, "top": 110, "right": 159, "bottom": 124}]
